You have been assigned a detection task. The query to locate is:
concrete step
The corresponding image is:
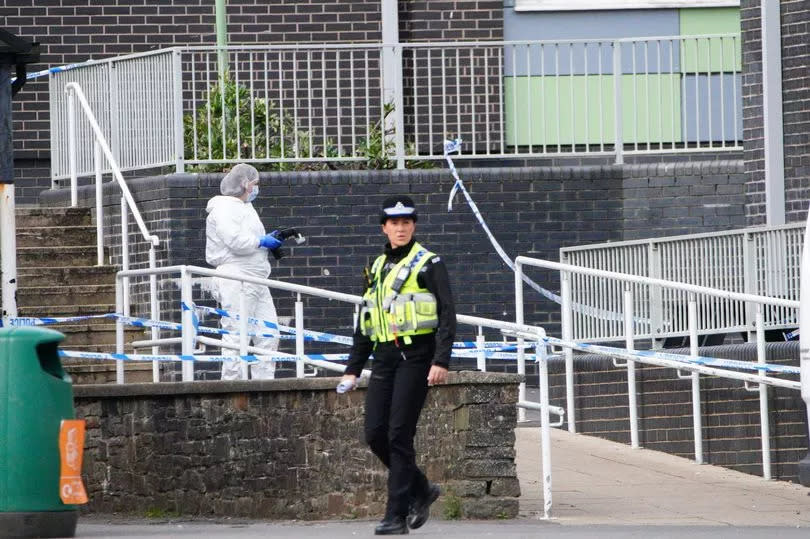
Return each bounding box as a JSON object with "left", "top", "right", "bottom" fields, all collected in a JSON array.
[
  {"left": 62, "top": 361, "right": 154, "bottom": 385},
  {"left": 56, "top": 323, "right": 144, "bottom": 347},
  {"left": 16, "top": 225, "right": 98, "bottom": 249},
  {"left": 17, "top": 303, "right": 115, "bottom": 317},
  {"left": 15, "top": 207, "right": 92, "bottom": 228},
  {"left": 17, "top": 266, "right": 117, "bottom": 287},
  {"left": 17, "top": 246, "right": 97, "bottom": 268},
  {"left": 16, "top": 284, "right": 115, "bottom": 308}
]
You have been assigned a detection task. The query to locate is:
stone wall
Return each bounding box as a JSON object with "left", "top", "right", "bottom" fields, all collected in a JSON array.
[
  {"left": 73, "top": 372, "right": 520, "bottom": 519},
  {"left": 741, "top": 0, "right": 810, "bottom": 224}
]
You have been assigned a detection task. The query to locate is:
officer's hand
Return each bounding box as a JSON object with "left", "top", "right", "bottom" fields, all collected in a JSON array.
[{"left": 427, "top": 365, "right": 448, "bottom": 386}]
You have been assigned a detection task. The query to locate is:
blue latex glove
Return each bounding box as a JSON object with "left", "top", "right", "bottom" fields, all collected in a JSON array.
[{"left": 258, "top": 231, "right": 283, "bottom": 250}]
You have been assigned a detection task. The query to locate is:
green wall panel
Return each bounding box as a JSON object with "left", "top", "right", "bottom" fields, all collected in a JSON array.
[
  {"left": 504, "top": 74, "right": 682, "bottom": 146},
  {"left": 680, "top": 7, "right": 741, "bottom": 73}
]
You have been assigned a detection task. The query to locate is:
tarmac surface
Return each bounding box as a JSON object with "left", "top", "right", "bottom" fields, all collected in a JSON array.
[{"left": 74, "top": 422, "right": 810, "bottom": 538}]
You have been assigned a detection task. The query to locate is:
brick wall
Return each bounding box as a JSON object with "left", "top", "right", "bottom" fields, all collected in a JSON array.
[
  {"left": 547, "top": 343, "right": 807, "bottom": 482},
  {"left": 41, "top": 161, "right": 745, "bottom": 345},
  {"left": 741, "top": 0, "right": 810, "bottom": 225},
  {"left": 3, "top": 0, "right": 503, "bottom": 203},
  {"left": 74, "top": 372, "right": 521, "bottom": 519}
]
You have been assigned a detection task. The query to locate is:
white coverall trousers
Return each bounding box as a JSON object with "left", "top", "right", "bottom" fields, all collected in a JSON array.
[{"left": 214, "top": 273, "right": 279, "bottom": 380}]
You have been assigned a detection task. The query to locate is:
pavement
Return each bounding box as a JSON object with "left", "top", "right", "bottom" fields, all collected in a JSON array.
[{"left": 73, "top": 423, "right": 810, "bottom": 538}]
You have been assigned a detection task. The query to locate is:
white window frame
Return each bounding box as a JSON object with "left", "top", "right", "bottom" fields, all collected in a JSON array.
[{"left": 515, "top": 1, "right": 740, "bottom": 11}]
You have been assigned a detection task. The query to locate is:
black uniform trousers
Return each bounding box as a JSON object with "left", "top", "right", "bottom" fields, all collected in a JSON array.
[{"left": 364, "top": 339, "right": 433, "bottom": 518}]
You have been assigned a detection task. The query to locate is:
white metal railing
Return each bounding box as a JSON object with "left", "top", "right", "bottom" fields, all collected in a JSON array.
[
  {"left": 51, "top": 50, "right": 177, "bottom": 183},
  {"left": 111, "top": 263, "right": 559, "bottom": 517},
  {"left": 560, "top": 222, "right": 805, "bottom": 342},
  {"left": 63, "top": 82, "right": 162, "bottom": 380},
  {"left": 48, "top": 34, "right": 741, "bottom": 178},
  {"left": 515, "top": 255, "right": 800, "bottom": 481}
]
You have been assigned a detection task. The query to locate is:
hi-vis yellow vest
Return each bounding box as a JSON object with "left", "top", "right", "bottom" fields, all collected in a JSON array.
[{"left": 360, "top": 242, "right": 439, "bottom": 344}]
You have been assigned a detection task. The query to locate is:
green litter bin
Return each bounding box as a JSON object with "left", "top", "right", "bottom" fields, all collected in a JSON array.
[{"left": 0, "top": 327, "right": 81, "bottom": 538}]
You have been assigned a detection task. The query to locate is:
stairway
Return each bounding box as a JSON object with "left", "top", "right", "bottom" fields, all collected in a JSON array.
[{"left": 11, "top": 207, "right": 151, "bottom": 384}]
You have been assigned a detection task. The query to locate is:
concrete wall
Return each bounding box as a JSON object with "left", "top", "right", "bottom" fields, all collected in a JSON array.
[{"left": 73, "top": 372, "right": 520, "bottom": 519}]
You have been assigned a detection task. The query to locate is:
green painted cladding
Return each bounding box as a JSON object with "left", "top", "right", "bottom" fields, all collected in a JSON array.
[
  {"left": 680, "top": 7, "right": 742, "bottom": 72},
  {"left": 504, "top": 75, "right": 681, "bottom": 146}
]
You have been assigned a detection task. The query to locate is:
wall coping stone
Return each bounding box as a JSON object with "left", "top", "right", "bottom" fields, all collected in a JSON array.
[{"left": 73, "top": 371, "right": 523, "bottom": 399}]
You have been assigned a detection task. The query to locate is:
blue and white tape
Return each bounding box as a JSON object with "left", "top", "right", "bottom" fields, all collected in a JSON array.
[
  {"left": 58, "top": 349, "right": 350, "bottom": 363},
  {"left": 544, "top": 335, "right": 800, "bottom": 375},
  {"left": 10, "top": 61, "right": 97, "bottom": 84},
  {"left": 444, "top": 139, "right": 632, "bottom": 323},
  {"left": 193, "top": 304, "right": 354, "bottom": 345},
  {"left": 1, "top": 313, "right": 117, "bottom": 327}
]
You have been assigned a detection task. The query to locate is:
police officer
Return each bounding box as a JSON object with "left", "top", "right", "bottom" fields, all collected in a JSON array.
[{"left": 340, "top": 195, "right": 456, "bottom": 535}]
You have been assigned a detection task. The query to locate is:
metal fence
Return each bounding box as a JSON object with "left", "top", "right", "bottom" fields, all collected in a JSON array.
[
  {"left": 559, "top": 223, "right": 805, "bottom": 342},
  {"left": 49, "top": 35, "right": 742, "bottom": 179},
  {"left": 49, "top": 49, "right": 177, "bottom": 183}
]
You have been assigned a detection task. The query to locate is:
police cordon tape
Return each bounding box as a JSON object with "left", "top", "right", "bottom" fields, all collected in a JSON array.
[
  {"left": 57, "top": 336, "right": 799, "bottom": 375},
  {"left": 11, "top": 309, "right": 796, "bottom": 373},
  {"left": 543, "top": 335, "right": 800, "bottom": 375},
  {"left": 443, "top": 139, "right": 640, "bottom": 324}
]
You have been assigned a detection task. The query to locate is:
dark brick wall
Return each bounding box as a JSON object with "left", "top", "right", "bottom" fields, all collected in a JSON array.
[
  {"left": 4, "top": 0, "right": 503, "bottom": 203},
  {"left": 546, "top": 343, "right": 807, "bottom": 482},
  {"left": 741, "top": 0, "right": 810, "bottom": 225},
  {"left": 621, "top": 160, "right": 748, "bottom": 240},
  {"left": 41, "top": 161, "right": 745, "bottom": 344},
  {"left": 74, "top": 373, "right": 521, "bottom": 519}
]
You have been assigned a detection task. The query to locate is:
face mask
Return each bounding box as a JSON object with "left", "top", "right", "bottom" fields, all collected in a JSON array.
[{"left": 247, "top": 185, "right": 259, "bottom": 203}]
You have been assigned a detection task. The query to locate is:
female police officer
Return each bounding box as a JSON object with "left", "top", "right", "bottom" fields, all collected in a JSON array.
[{"left": 340, "top": 195, "right": 456, "bottom": 535}]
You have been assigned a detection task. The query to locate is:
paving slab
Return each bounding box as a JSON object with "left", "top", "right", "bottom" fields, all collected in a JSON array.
[{"left": 516, "top": 426, "right": 810, "bottom": 526}]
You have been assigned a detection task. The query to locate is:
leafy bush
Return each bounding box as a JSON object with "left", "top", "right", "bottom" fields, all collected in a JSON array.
[{"left": 184, "top": 78, "right": 433, "bottom": 171}]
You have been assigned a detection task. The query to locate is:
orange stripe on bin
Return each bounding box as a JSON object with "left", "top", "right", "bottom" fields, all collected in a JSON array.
[{"left": 59, "top": 419, "right": 88, "bottom": 505}]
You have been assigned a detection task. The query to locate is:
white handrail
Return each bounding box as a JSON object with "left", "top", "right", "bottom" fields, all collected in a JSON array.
[
  {"left": 522, "top": 257, "right": 799, "bottom": 310},
  {"left": 515, "top": 255, "right": 800, "bottom": 480},
  {"left": 65, "top": 82, "right": 159, "bottom": 248}
]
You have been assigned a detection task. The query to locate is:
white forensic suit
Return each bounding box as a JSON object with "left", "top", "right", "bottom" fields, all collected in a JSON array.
[{"left": 205, "top": 195, "right": 279, "bottom": 380}]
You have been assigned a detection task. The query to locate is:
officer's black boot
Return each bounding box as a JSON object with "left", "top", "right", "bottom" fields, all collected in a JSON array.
[
  {"left": 408, "top": 483, "right": 440, "bottom": 530},
  {"left": 374, "top": 515, "right": 408, "bottom": 535}
]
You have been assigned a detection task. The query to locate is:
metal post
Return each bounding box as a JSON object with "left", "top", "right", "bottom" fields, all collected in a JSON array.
[
  {"left": 180, "top": 267, "right": 195, "bottom": 382},
  {"left": 613, "top": 40, "right": 624, "bottom": 165},
  {"left": 761, "top": 0, "right": 785, "bottom": 225},
  {"left": 215, "top": 0, "right": 229, "bottom": 81},
  {"left": 67, "top": 86, "right": 77, "bottom": 207},
  {"left": 295, "top": 294, "right": 305, "bottom": 378},
  {"left": 536, "top": 328, "right": 552, "bottom": 520},
  {"left": 476, "top": 326, "right": 486, "bottom": 372},
  {"left": 239, "top": 284, "right": 249, "bottom": 380},
  {"left": 121, "top": 198, "right": 130, "bottom": 316},
  {"left": 798, "top": 204, "right": 810, "bottom": 486},
  {"left": 755, "top": 304, "right": 772, "bottom": 479},
  {"left": 380, "top": 0, "right": 403, "bottom": 169},
  {"left": 514, "top": 260, "right": 526, "bottom": 423},
  {"left": 624, "top": 288, "right": 639, "bottom": 448},
  {"left": 688, "top": 293, "right": 703, "bottom": 464},
  {"left": 94, "top": 139, "right": 103, "bottom": 266},
  {"left": 171, "top": 49, "right": 185, "bottom": 173},
  {"left": 149, "top": 246, "right": 160, "bottom": 383},
  {"left": 649, "top": 243, "right": 664, "bottom": 348},
  {"left": 561, "top": 272, "right": 576, "bottom": 433},
  {"left": 0, "top": 64, "right": 17, "bottom": 326},
  {"left": 0, "top": 183, "right": 16, "bottom": 326},
  {"left": 115, "top": 276, "right": 124, "bottom": 384}
]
